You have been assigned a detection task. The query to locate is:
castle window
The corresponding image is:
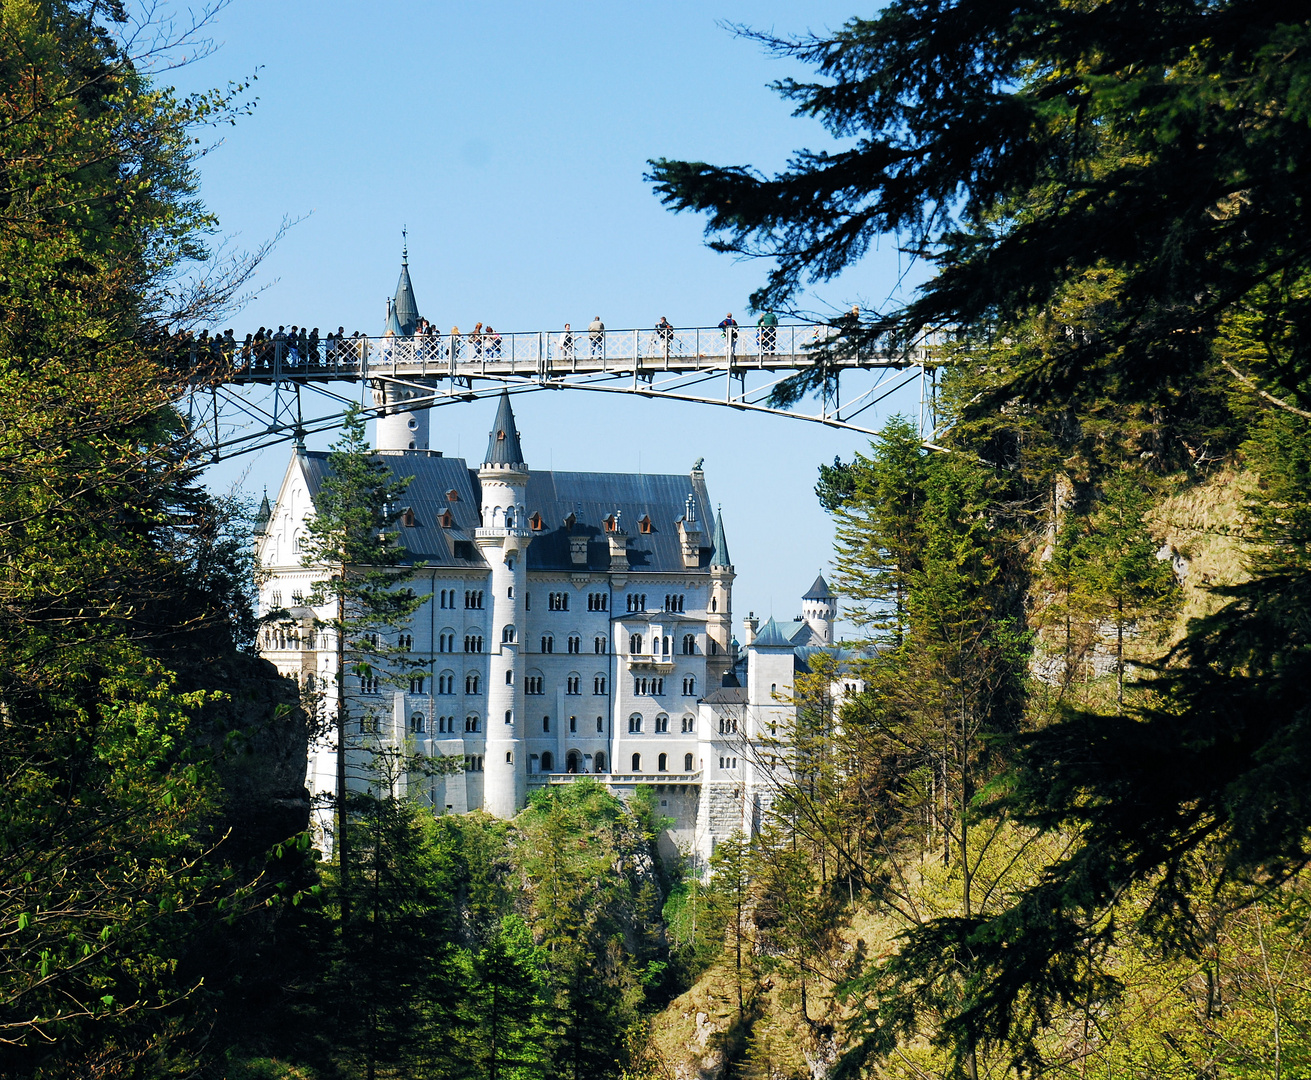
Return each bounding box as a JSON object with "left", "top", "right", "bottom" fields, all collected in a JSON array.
[
  {"left": 359, "top": 674, "right": 380, "bottom": 695},
  {"left": 595, "top": 750, "right": 606, "bottom": 771},
  {"left": 634, "top": 676, "right": 647, "bottom": 695},
  {"left": 410, "top": 712, "right": 425, "bottom": 733},
  {"left": 543, "top": 715, "right": 550, "bottom": 732},
  {"left": 529, "top": 512, "right": 544, "bottom": 531},
  {"left": 447, "top": 488, "right": 459, "bottom": 502},
  {"left": 541, "top": 634, "right": 553, "bottom": 653},
  {"left": 507, "top": 585, "right": 514, "bottom": 599},
  {"left": 548, "top": 592, "right": 569, "bottom": 611},
  {"left": 399, "top": 633, "right": 413, "bottom": 651},
  {"left": 771, "top": 683, "right": 777, "bottom": 697},
  {"left": 587, "top": 593, "right": 608, "bottom": 611},
  {"left": 465, "top": 673, "right": 480, "bottom": 695},
  {"left": 658, "top": 753, "right": 667, "bottom": 772},
  {"left": 411, "top": 676, "right": 427, "bottom": 695},
  {"left": 505, "top": 711, "right": 513, "bottom": 726},
  {"left": 596, "top": 716, "right": 604, "bottom": 732},
  {"left": 631, "top": 753, "right": 641, "bottom": 772},
  {"left": 665, "top": 594, "right": 684, "bottom": 613},
  {"left": 594, "top": 635, "right": 607, "bottom": 654},
  {"left": 506, "top": 670, "right": 513, "bottom": 685},
  {"left": 638, "top": 515, "right": 652, "bottom": 534},
  {"left": 464, "top": 633, "right": 484, "bottom": 653},
  {"left": 465, "top": 590, "right": 484, "bottom": 609},
  {"left": 402, "top": 507, "right": 416, "bottom": 527},
  {"left": 682, "top": 634, "right": 696, "bottom": 655},
  {"left": 438, "top": 509, "right": 453, "bottom": 528},
  {"left": 569, "top": 715, "right": 577, "bottom": 732},
  {"left": 465, "top": 714, "right": 480, "bottom": 732},
  {"left": 604, "top": 514, "right": 617, "bottom": 533},
  {"left": 629, "top": 633, "right": 643, "bottom": 654},
  {"left": 541, "top": 751, "right": 554, "bottom": 771},
  {"left": 454, "top": 541, "right": 474, "bottom": 560},
  {"left": 683, "top": 676, "right": 696, "bottom": 696},
  {"left": 525, "top": 676, "right": 544, "bottom": 695},
  {"left": 504, "top": 508, "right": 515, "bottom": 528},
  {"left": 710, "top": 640, "right": 719, "bottom": 656},
  {"left": 566, "top": 675, "right": 580, "bottom": 695},
  {"left": 628, "top": 713, "right": 642, "bottom": 733},
  {"left": 662, "top": 636, "right": 670, "bottom": 655},
  {"left": 502, "top": 625, "right": 516, "bottom": 643},
  {"left": 684, "top": 752, "right": 694, "bottom": 771},
  {"left": 655, "top": 714, "right": 669, "bottom": 733},
  {"left": 567, "top": 634, "right": 580, "bottom": 654},
  {"left": 710, "top": 597, "right": 717, "bottom": 613}
]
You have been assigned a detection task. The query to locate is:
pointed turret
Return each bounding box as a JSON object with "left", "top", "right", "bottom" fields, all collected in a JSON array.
[
  {"left": 711, "top": 507, "right": 732, "bottom": 569},
  {"left": 382, "top": 297, "right": 405, "bottom": 338},
  {"left": 255, "top": 487, "right": 271, "bottom": 531},
  {"left": 484, "top": 391, "right": 526, "bottom": 468},
  {"left": 393, "top": 244, "right": 419, "bottom": 336},
  {"left": 803, "top": 574, "right": 832, "bottom": 600},
  {"left": 801, "top": 572, "right": 836, "bottom": 645}
]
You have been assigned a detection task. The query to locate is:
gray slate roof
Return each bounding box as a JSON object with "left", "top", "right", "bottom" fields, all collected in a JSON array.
[
  {"left": 484, "top": 391, "right": 526, "bottom": 467},
  {"left": 298, "top": 449, "right": 718, "bottom": 575},
  {"left": 298, "top": 451, "right": 488, "bottom": 569},
  {"left": 393, "top": 256, "right": 419, "bottom": 336},
  {"left": 803, "top": 573, "right": 833, "bottom": 600},
  {"left": 523, "top": 468, "right": 715, "bottom": 573},
  {"left": 711, "top": 511, "right": 732, "bottom": 568},
  {"left": 751, "top": 616, "right": 796, "bottom": 648}
]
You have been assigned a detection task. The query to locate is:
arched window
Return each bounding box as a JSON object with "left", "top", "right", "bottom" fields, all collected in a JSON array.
[
  {"left": 631, "top": 753, "right": 641, "bottom": 772},
  {"left": 593, "top": 675, "right": 607, "bottom": 695},
  {"left": 505, "top": 710, "right": 513, "bottom": 725},
  {"left": 541, "top": 635, "right": 554, "bottom": 653},
  {"left": 567, "top": 634, "right": 581, "bottom": 653},
  {"left": 567, "top": 750, "right": 582, "bottom": 774},
  {"left": 465, "top": 714, "right": 480, "bottom": 732},
  {"left": 504, "top": 507, "right": 515, "bottom": 528},
  {"left": 655, "top": 714, "right": 669, "bottom": 733},
  {"left": 682, "top": 633, "right": 696, "bottom": 655},
  {"left": 594, "top": 635, "right": 607, "bottom": 654},
  {"left": 569, "top": 715, "right": 577, "bottom": 732},
  {"left": 410, "top": 712, "right": 425, "bottom": 733},
  {"left": 628, "top": 713, "right": 642, "bottom": 733},
  {"left": 542, "top": 715, "right": 550, "bottom": 732},
  {"left": 682, "top": 714, "right": 695, "bottom": 733},
  {"left": 596, "top": 715, "right": 604, "bottom": 732},
  {"left": 594, "top": 751, "right": 606, "bottom": 772},
  {"left": 683, "top": 675, "right": 696, "bottom": 696},
  {"left": 684, "top": 752, "right": 694, "bottom": 771},
  {"left": 541, "top": 751, "right": 554, "bottom": 771},
  {"left": 566, "top": 674, "right": 580, "bottom": 695},
  {"left": 658, "top": 753, "right": 667, "bottom": 772},
  {"left": 465, "top": 673, "right": 480, "bottom": 695},
  {"left": 629, "top": 633, "right": 643, "bottom": 653},
  {"left": 502, "top": 624, "right": 516, "bottom": 643}
]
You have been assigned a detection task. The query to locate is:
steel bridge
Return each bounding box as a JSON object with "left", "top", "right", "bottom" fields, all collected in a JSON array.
[{"left": 182, "top": 323, "right": 939, "bottom": 461}]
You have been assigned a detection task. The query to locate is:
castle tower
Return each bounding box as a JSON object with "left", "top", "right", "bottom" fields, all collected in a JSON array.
[
  {"left": 707, "top": 507, "right": 735, "bottom": 687},
  {"left": 801, "top": 574, "right": 836, "bottom": 644},
  {"left": 475, "top": 391, "right": 530, "bottom": 818},
  {"left": 373, "top": 244, "right": 433, "bottom": 453}
]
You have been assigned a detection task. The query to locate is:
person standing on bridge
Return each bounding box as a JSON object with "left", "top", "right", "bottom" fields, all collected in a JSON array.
[
  {"left": 719, "top": 312, "right": 738, "bottom": 361},
  {"left": 757, "top": 309, "right": 778, "bottom": 354},
  {"left": 589, "top": 315, "right": 604, "bottom": 357},
  {"left": 655, "top": 316, "right": 674, "bottom": 359},
  {"left": 560, "top": 323, "right": 574, "bottom": 363}
]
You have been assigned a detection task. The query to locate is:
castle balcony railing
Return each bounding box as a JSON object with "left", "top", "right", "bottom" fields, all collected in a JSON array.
[
  {"left": 625, "top": 652, "right": 677, "bottom": 671},
  {"left": 526, "top": 770, "right": 702, "bottom": 788}
]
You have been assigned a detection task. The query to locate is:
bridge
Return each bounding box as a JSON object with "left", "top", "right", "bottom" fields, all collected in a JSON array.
[{"left": 182, "top": 322, "right": 941, "bottom": 461}]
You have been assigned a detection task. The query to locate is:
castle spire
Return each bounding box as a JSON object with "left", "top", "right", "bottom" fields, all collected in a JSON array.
[
  {"left": 711, "top": 506, "right": 732, "bottom": 569},
  {"left": 390, "top": 235, "right": 419, "bottom": 336},
  {"left": 484, "top": 390, "right": 526, "bottom": 468}
]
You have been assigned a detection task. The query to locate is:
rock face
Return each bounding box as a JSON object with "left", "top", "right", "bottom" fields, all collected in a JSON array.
[{"left": 184, "top": 652, "right": 310, "bottom": 857}]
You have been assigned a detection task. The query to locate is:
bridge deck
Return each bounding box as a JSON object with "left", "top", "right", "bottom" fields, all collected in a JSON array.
[{"left": 204, "top": 324, "right": 927, "bottom": 386}]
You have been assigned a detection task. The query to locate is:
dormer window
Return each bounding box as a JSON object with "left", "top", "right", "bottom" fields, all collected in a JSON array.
[
  {"left": 446, "top": 488, "right": 460, "bottom": 502},
  {"left": 604, "top": 515, "right": 618, "bottom": 533},
  {"left": 401, "top": 507, "right": 415, "bottom": 528},
  {"left": 563, "top": 512, "right": 576, "bottom": 530},
  {"left": 497, "top": 429, "right": 506, "bottom": 441},
  {"left": 438, "top": 509, "right": 454, "bottom": 528},
  {"left": 638, "top": 514, "right": 653, "bottom": 534},
  {"left": 529, "top": 512, "right": 544, "bottom": 531}
]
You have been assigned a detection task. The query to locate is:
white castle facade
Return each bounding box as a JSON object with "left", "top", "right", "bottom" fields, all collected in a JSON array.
[{"left": 254, "top": 258, "right": 846, "bottom": 861}]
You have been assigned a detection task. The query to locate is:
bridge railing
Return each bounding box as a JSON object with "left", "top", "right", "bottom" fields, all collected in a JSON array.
[{"left": 185, "top": 323, "right": 938, "bottom": 380}]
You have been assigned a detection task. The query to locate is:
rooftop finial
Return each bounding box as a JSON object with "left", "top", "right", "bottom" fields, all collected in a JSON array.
[{"left": 401, "top": 224, "right": 408, "bottom": 263}]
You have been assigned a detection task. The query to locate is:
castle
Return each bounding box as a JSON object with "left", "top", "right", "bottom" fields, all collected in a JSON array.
[{"left": 254, "top": 255, "right": 849, "bottom": 861}]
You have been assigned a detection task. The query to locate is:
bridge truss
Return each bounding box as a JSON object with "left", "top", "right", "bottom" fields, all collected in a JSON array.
[{"left": 181, "top": 323, "right": 940, "bottom": 462}]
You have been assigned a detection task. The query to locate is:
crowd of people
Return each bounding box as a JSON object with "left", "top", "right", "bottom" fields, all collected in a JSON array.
[{"left": 169, "top": 311, "right": 791, "bottom": 372}]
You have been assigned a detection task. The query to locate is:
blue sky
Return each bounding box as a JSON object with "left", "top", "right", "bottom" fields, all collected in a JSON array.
[{"left": 164, "top": 1, "right": 918, "bottom": 633}]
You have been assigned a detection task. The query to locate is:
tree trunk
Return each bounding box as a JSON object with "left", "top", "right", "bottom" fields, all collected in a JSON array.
[{"left": 337, "top": 581, "right": 350, "bottom": 921}]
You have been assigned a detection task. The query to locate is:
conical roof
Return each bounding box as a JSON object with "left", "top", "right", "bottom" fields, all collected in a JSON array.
[
  {"left": 711, "top": 508, "right": 732, "bottom": 568},
  {"left": 255, "top": 488, "right": 271, "bottom": 529},
  {"left": 391, "top": 248, "right": 419, "bottom": 336},
  {"left": 751, "top": 617, "right": 795, "bottom": 648},
  {"left": 484, "top": 391, "right": 525, "bottom": 466},
  {"left": 382, "top": 298, "right": 404, "bottom": 337},
  {"left": 803, "top": 574, "right": 833, "bottom": 600}
]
